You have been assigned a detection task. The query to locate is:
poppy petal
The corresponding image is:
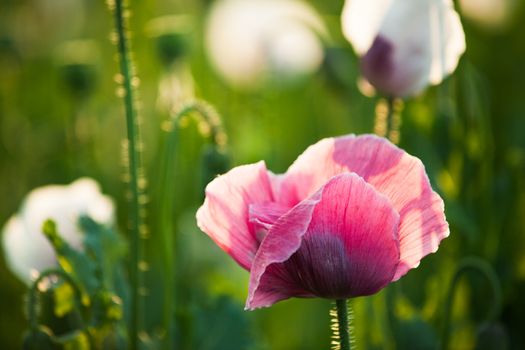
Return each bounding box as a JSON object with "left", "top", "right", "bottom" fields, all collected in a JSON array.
[
  {"left": 196, "top": 161, "right": 275, "bottom": 270},
  {"left": 249, "top": 202, "right": 290, "bottom": 243},
  {"left": 279, "top": 134, "right": 448, "bottom": 281},
  {"left": 246, "top": 173, "right": 400, "bottom": 309}
]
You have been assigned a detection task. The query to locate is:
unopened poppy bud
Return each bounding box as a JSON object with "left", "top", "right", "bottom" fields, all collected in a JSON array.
[{"left": 342, "top": 0, "right": 466, "bottom": 97}]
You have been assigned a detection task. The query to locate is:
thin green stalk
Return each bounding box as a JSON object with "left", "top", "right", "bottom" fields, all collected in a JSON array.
[
  {"left": 110, "top": 1, "right": 145, "bottom": 348},
  {"left": 158, "top": 100, "right": 226, "bottom": 347},
  {"left": 385, "top": 96, "right": 395, "bottom": 139},
  {"left": 158, "top": 122, "right": 178, "bottom": 349},
  {"left": 374, "top": 96, "right": 400, "bottom": 144},
  {"left": 441, "top": 257, "right": 502, "bottom": 350}
]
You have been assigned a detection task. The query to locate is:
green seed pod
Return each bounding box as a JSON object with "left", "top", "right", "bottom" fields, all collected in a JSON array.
[
  {"left": 60, "top": 63, "right": 97, "bottom": 98},
  {"left": 55, "top": 40, "right": 99, "bottom": 98},
  {"left": 146, "top": 15, "right": 193, "bottom": 67},
  {"left": 156, "top": 32, "right": 188, "bottom": 66}
]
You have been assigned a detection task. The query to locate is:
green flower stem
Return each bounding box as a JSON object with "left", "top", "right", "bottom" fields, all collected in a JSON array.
[
  {"left": 386, "top": 96, "right": 395, "bottom": 140},
  {"left": 441, "top": 257, "right": 502, "bottom": 350},
  {"left": 374, "top": 96, "right": 401, "bottom": 144},
  {"left": 111, "top": 0, "right": 145, "bottom": 348},
  {"left": 334, "top": 299, "right": 355, "bottom": 350},
  {"left": 158, "top": 100, "right": 226, "bottom": 347}
]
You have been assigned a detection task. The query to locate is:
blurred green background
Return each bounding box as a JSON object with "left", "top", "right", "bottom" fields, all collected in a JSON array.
[{"left": 1, "top": 0, "right": 525, "bottom": 349}]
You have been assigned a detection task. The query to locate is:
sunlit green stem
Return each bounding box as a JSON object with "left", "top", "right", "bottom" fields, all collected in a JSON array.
[
  {"left": 385, "top": 96, "right": 395, "bottom": 140},
  {"left": 110, "top": 0, "right": 145, "bottom": 348},
  {"left": 441, "top": 257, "right": 502, "bottom": 350},
  {"left": 158, "top": 100, "right": 226, "bottom": 346},
  {"left": 374, "top": 96, "right": 401, "bottom": 144},
  {"left": 384, "top": 96, "right": 403, "bottom": 145}
]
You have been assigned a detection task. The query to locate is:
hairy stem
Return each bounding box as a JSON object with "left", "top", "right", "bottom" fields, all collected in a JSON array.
[
  {"left": 374, "top": 96, "right": 401, "bottom": 144},
  {"left": 332, "top": 299, "right": 355, "bottom": 350},
  {"left": 385, "top": 96, "right": 395, "bottom": 140},
  {"left": 111, "top": 0, "right": 146, "bottom": 348}
]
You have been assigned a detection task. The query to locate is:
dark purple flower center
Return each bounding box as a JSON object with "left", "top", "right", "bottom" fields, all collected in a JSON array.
[
  {"left": 361, "top": 35, "right": 395, "bottom": 91},
  {"left": 283, "top": 233, "right": 353, "bottom": 299}
]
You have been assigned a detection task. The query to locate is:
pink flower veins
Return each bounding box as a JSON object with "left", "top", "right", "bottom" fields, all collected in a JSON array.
[{"left": 196, "top": 134, "right": 449, "bottom": 309}]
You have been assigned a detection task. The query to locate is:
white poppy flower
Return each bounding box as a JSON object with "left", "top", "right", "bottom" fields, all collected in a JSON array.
[
  {"left": 341, "top": 0, "right": 466, "bottom": 97},
  {"left": 2, "top": 178, "right": 114, "bottom": 285},
  {"left": 205, "top": 0, "right": 327, "bottom": 88}
]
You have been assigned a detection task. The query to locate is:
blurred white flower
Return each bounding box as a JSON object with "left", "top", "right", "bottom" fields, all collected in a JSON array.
[
  {"left": 459, "top": 0, "right": 516, "bottom": 30},
  {"left": 205, "top": 0, "right": 327, "bottom": 89},
  {"left": 342, "top": 0, "right": 466, "bottom": 97},
  {"left": 2, "top": 178, "right": 114, "bottom": 285}
]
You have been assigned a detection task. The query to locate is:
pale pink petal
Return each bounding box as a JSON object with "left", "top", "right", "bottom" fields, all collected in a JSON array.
[
  {"left": 278, "top": 134, "right": 449, "bottom": 281},
  {"left": 248, "top": 202, "right": 290, "bottom": 243},
  {"left": 246, "top": 173, "right": 400, "bottom": 309},
  {"left": 196, "top": 161, "right": 275, "bottom": 270}
]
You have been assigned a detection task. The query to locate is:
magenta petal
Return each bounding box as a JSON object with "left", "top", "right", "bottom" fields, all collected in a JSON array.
[
  {"left": 279, "top": 134, "right": 449, "bottom": 281},
  {"left": 196, "top": 161, "right": 275, "bottom": 270},
  {"left": 246, "top": 173, "right": 400, "bottom": 310}
]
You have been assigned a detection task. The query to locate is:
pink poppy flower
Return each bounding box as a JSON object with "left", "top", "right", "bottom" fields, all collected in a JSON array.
[{"left": 196, "top": 134, "right": 449, "bottom": 309}]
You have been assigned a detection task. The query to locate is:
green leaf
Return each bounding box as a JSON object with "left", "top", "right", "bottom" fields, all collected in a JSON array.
[
  {"left": 78, "top": 216, "right": 127, "bottom": 293},
  {"left": 42, "top": 220, "right": 99, "bottom": 305},
  {"left": 53, "top": 282, "right": 75, "bottom": 317}
]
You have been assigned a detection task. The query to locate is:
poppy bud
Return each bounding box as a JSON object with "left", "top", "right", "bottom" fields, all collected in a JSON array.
[{"left": 342, "top": 0, "right": 466, "bottom": 97}]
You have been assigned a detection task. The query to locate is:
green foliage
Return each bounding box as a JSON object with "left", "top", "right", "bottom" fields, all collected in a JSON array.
[
  {"left": 29, "top": 218, "right": 128, "bottom": 349},
  {"left": 1, "top": 0, "right": 525, "bottom": 349},
  {"left": 23, "top": 326, "right": 55, "bottom": 350}
]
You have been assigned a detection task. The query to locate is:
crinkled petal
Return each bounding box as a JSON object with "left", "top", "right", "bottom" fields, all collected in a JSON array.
[
  {"left": 196, "top": 161, "right": 275, "bottom": 270},
  {"left": 249, "top": 202, "right": 290, "bottom": 243},
  {"left": 277, "top": 134, "right": 449, "bottom": 281},
  {"left": 246, "top": 173, "right": 400, "bottom": 309}
]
